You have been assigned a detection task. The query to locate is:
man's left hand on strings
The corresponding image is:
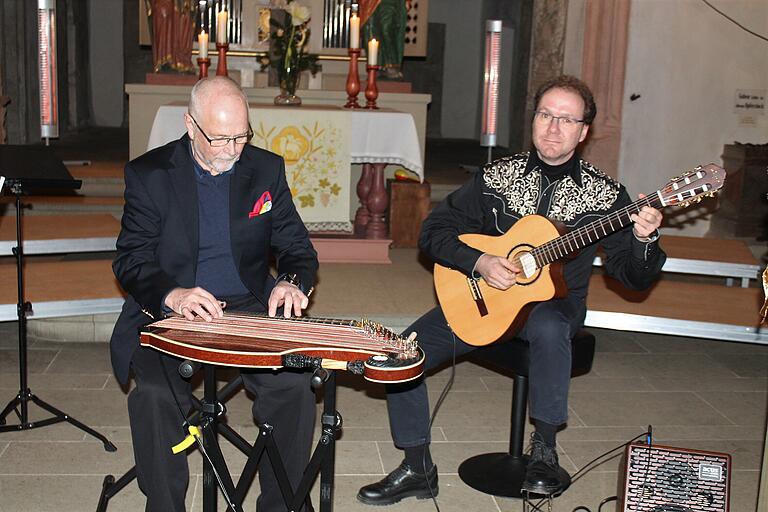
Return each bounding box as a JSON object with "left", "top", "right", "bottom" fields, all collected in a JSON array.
[
  {"left": 631, "top": 193, "right": 663, "bottom": 239},
  {"left": 268, "top": 281, "right": 309, "bottom": 318}
]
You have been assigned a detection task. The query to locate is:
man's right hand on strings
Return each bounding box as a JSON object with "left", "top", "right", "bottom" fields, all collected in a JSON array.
[
  {"left": 475, "top": 253, "right": 520, "bottom": 290},
  {"left": 164, "top": 287, "right": 224, "bottom": 322}
]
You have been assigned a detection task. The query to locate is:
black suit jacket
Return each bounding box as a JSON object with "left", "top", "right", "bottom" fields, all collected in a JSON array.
[{"left": 110, "top": 135, "right": 318, "bottom": 385}]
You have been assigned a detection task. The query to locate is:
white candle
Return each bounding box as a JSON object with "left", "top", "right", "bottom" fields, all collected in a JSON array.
[
  {"left": 349, "top": 14, "right": 359, "bottom": 49},
  {"left": 198, "top": 30, "right": 208, "bottom": 59},
  {"left": 368, "top": 38, "right": 379, "bottom": 66},
  {"left": 216, "top": 10, "right": 228, "bottom": 44}
]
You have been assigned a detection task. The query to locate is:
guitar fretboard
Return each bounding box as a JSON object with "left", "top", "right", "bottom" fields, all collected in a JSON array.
[{"left": 531, "top": 193, "right": 663, "bottom": 268}]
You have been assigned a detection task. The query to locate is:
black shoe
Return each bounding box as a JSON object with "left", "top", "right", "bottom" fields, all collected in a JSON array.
[
  {"left": 357, "top": 461, "right": 438, "bottom": 505},
  {"left": 522, "top": 432, "right": 567, "bottom": 495}
]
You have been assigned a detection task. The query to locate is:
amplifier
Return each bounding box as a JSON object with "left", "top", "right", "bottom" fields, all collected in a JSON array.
[{"left": 619, "top": 442, "right": 731, "bottom": 511}]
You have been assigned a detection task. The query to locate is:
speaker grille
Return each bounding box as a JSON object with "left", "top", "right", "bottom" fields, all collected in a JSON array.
[{"left": 622, "top": 443, "right": 730, "bottom": 512}]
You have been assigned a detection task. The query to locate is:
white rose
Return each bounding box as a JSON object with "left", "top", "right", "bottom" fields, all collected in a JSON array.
[{"left": 287, "top": 2, "right": 310, "bottom": 25}]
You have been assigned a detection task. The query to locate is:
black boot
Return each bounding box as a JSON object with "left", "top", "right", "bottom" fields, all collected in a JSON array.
[
  {"left": 357, "top": 461, "right": 438, "bottom": 505},
  {"left": 523, "top": 432, "right": 567, "bottom": 494}
]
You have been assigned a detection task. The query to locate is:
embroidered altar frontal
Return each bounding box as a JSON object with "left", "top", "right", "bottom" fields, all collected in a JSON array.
[{"left": 249, "top": 106, "right": 352, "bottom": 232}]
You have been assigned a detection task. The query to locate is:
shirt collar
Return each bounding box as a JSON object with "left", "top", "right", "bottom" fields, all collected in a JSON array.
[
  {"left": 523, "top": 151, "right": 583, "bottom": 187},
  {"left": 187, "top": 141, "right": 235, "bottom": 180}
]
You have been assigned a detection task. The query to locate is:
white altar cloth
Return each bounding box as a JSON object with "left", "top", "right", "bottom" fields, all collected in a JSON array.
[{"left": 147, "top": 104, "right": 424, "bottom": 180}]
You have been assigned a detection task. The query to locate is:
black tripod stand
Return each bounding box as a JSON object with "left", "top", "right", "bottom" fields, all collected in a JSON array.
[{"left": 0, "top": 149, "right": 115, "bottom": 450}]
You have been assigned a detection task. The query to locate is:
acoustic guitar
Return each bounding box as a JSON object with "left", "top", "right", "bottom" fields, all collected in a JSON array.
[{"left": 433, "top": 164, "right": 726, "bottom": 346}]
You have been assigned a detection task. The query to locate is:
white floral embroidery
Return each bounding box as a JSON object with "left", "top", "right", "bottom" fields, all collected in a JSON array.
[
  {"left": 548, "top": 161, "right": 620, "bottom": 222},
  {"left": 482, "top": 154, "right": 540, "bottom": 217}
]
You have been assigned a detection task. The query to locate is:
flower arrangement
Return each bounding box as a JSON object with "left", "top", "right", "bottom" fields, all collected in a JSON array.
[{"left": 261, "top": 0, "right": 320, "bottom": 105}]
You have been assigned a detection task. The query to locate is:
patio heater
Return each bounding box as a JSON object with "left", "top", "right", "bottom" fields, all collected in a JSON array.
[
  {"left": 37, "top": 0, "right": 58, "bottom": 145},
  {"left": 480, "top": 20, "right": 502, "bottom": 163}
]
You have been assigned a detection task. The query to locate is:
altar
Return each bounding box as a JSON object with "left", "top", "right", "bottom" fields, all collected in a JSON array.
[{"left": 149, "top": 101, "right": 422, "bottom": 234}]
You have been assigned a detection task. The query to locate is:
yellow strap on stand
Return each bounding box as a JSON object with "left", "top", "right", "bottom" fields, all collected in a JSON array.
[{"left": 171, "top": 425, "right": 201, "bottom": 454}]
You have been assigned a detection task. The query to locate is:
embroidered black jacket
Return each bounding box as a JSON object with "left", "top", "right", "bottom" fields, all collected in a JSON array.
[{"left": 419, "top": 152, "right": 666, "bottom": 300}]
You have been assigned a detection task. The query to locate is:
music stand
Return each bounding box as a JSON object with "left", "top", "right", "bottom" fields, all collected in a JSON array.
[{"left": 0, "top": 145, "right": 115, "bottom": 451}]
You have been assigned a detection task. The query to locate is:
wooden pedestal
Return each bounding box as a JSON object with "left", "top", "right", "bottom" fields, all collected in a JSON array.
[
  {"left": 709, "top": 143, "right": 768, "bottom": 238},
  {"left": 388, "top": 180, "right": 431, "bottom": 248}
]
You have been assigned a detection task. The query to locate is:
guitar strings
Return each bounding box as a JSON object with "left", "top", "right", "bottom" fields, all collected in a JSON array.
[{"left": 531, "top": 193, "right": 659, "bottom": 267}]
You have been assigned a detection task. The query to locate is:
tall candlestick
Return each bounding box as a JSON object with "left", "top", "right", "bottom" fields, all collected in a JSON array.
[
  {"left": 216, "top": 43, "right": 229, "bottom": 76},
  {"left": 367, "top": 38, "right": 379, "bottom": 66},
  {"left": 344, "top": 48, "right": 362, "bottom": 108},
  {"left": 197, "top": 57, "right": 210, "bottom": 79},
  {"left": 349, "top": 13, "right": 360, "bottom": 49},
  {"left": 365, "top": 65, "right": 380, "bottom": 110},
  {"left": 198, "top": 30, "right": 209, "bottom": 59},
  {"left": 216, "top": 10, "right": 228, "bottom": 44}
]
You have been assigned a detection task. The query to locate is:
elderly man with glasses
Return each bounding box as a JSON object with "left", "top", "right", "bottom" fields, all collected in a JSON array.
[
  {"left": 357, "top": 75, "right": 666, "bottom": 505},
  {"left": 111, "top": 76, "right": 318, "bottom": 512}
]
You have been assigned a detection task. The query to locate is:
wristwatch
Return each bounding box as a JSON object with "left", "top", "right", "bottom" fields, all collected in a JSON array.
[
  {"left": 277, "top": 272, "right": 301, "bottom": 288},
  {"left": 277, "top": 272, "right": 314, "bottom": 297}
]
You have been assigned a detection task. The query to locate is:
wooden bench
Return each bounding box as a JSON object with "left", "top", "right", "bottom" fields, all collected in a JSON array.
[
  {"left": 0, "top": 214, "right": 120, "bottom": 255},
  {"left": 0, "top": 259, "right": 125, "bottom": 321},
  {"left": 585, "top": 275, "right": 766, "bottom": 344},
  {"left": 593, "top": 234, "right": 761, "bottom": 288}
]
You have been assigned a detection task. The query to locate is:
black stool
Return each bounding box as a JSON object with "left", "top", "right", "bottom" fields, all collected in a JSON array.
[{"left": 458, "top": 330, "right": 596, "bottom": 498}]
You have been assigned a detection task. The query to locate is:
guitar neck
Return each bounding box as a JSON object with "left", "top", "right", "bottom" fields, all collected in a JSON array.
[{"left": 532, "top": 191, "right": 664, "bottom": 267}]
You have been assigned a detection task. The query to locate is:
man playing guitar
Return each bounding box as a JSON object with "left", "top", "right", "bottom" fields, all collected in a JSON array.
[{"left": 357, "top": 75, "right": 666, "bottom": 504}]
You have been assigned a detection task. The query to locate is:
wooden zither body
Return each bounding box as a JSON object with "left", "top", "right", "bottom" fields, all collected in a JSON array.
[{"left": 140, "top": 312, "right": 424, "bottom": 383}]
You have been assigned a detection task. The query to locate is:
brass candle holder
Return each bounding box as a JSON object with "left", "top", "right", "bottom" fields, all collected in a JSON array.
[
  {"left": 344, "top": 48, "right": 362, "bottom": 109},
  {"left": 365, "top": 65, "right": 380, "bottom": 110},
  {"left": 215, "top": 43, "right": 229, "bottom": 77},
  {"left": 197, "top": 57, "right": 211, "bottom": 79}
]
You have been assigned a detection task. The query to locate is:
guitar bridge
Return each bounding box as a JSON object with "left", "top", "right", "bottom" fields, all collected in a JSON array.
[{"left": 467, "top": 277, "right": 488, "bottom": 317}]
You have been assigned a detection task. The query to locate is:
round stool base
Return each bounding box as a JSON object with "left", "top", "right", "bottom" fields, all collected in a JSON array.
[{"left": 458, "top": 453, "right": 571, "bottom": 498}]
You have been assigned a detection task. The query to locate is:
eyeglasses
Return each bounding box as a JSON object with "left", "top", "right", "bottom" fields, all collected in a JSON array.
[
  {"left": 189, "top": 115, "right": 253, "bottom": 147},
  {"left": 534, "top": 111, "right": 585, "bottom": 128}
]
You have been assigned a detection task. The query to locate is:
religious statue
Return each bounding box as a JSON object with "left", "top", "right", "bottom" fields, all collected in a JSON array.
[
  {"left": 145, "top": 0, "right": 197, "bottom": 73},
  {"left": 360, "top": 0, "right": 409, "bottom": 79}
]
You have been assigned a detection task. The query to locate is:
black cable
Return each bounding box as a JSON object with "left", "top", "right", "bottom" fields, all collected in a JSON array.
[
  {"left": 635, "top": 425, "right": 654, "bottom": 510},
  {"left": 570, "top": 430, "right": 650, "bottom": 484},
  {"left": 158, "top": 353, "right": 239, "bottom": 510},
  {"left": 568, "top": 427, "right": 653, "bottom": 512},
  {"left": 421, "top": 329, "right": 458, "bottom": 512},
  {"left": 700, "top": 0, "right": 768, "bottom": 42}
]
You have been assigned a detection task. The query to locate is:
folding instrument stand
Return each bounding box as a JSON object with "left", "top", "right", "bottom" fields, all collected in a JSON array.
[
  {"left": 0, "top": 148, "right": 115, "bottom": 451},
  {"left": 96, "top": 373, "right": 252, "bottom": 511},
  {"left": 204, "top": 365, "right": 341, "bottom": 512},
  {"left": 97, "top": 364, "right": 341, "bottom": 512}
]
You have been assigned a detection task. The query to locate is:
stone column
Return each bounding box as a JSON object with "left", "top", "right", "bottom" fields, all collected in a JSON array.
[
  {"left": 522, "top": 0, "right": 568, "bottom": 150},
  {"left": 579, "top": 0, "right": 631, "bottom": 178}
]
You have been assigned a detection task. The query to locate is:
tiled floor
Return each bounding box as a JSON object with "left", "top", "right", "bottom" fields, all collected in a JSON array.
[
  {"left": 1, "top": 131, "right": 765, "bottom": 510},
  {"left": 0, "top": 248, "right": 766, "bottom": 511}
]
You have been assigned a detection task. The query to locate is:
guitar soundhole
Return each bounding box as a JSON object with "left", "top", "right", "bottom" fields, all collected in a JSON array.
[{"left": 507, "top": 245, "right": 539, "bottom": 286}]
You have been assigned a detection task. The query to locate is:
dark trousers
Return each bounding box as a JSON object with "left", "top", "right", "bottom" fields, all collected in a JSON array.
[
  {"left": 386, "top": 296, "right": 586, "bottom": 449},
  {"left": 128, "top": 300, "right": 316, "bottom": 512}
]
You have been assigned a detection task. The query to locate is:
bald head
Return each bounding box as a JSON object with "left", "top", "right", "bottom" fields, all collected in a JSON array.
[
  {"left": 185, "top": 77, "right": 251, "bottom": 175},
  {"left": 188, "top": 76, "right": 248, "bottom": 119}
]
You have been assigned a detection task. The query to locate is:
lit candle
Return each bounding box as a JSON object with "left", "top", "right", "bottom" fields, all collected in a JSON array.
[
  {"left": 349, "top": 13, "right": 359, "bottom": 49},
  {"left": 216, "top": 10, "right": 228, "bottom": 44},
  {"left": 368, "top": 38, "right": 379, "bottom": 66},
  {"left": 198, "top": 30, "right": 208, "bottom": 59}
]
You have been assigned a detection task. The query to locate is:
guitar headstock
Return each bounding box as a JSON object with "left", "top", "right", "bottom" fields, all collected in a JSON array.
[{"left": 660, "top": 164, "right": 726, "bottom": 207}]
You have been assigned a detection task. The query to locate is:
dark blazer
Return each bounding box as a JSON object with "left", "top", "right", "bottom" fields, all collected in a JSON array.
[{"left": 110, "top": 135, "right": 318, "bottom": 385}]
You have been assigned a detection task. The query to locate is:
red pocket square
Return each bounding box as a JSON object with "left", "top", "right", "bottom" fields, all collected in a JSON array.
[{"left": 249, "top": 191, "right": 273, "bottom": 218}]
